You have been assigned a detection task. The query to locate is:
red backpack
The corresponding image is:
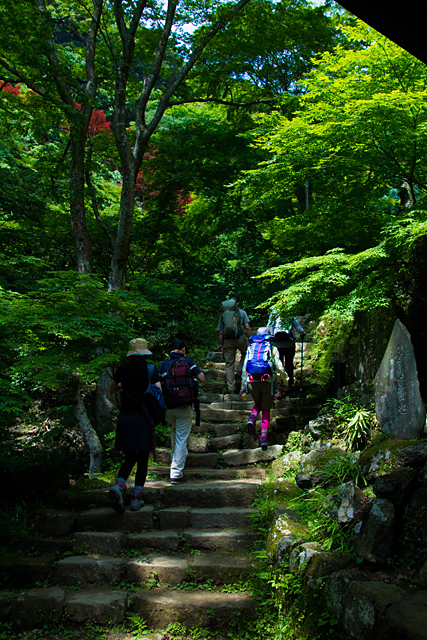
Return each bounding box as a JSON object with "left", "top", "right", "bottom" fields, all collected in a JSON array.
[{"left": 163, "top": 357, "right": 196, "bottom": 408}]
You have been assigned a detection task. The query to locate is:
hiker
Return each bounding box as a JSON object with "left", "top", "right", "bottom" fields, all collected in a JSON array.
[
  {"left": 240, "top": 327, "right": 288, "bottom": 450},
  {"left": 159, "top": 339, "right": 205, "bottom": 485},
  {"left": 108, "top": 338, "right": 160, "bottom": 514},
  {"left": 268, "top": 312, "right": 305, "bottom": 394},
  {"left": 217, "top": 296, "right": 252, "bottom": 394}
]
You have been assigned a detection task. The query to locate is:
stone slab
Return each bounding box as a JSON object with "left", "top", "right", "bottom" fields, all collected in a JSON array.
[
  {"left": 54, "top": 555, "right": 125, "bottom": 585},
  {"left": 126, "top": 531, "right": 179, "bottom": 552},
  {"left": 183, "top": 527, "right": 258, "bottom": 551},
  {"left": 191, "top": 554, "right": 255, "bottom": 582},
  {"left": 148, "top": 466, "right": 266, "bottom": 480},
  {"left": 214, "top": 424, "right": 241, "bottom": 437},
  {"left": 222, "top": 445, "right": 283, "bottom": 466},
  {"left": 131, "top": 588, "right": 255, "bottom": 629},
  {"left": 157, "top": 508, "right": 191, "bottom": 530},
  {"left": 190, "top": 508, "right": 258, "bottom": 529},
  {"left": 200, "top": 408, "right": 247, "bottom": 423},
  {"left": 30, "top": 509, "right": 76, "bottom": 537},
  {"left": 126, "top": 554, "right": 189, "bottom": 586},
  {"left": 66, "top": 588, "right": 128, "bottom": 624},
  {"left": 385, "top": 590, "right": 427, "bottom": 639},
  {"left": 0, "top": 555, "right": 55, "bottom": 589},
  {"left": 375, "top": 319, "right": 425, "bottom": 438},
  {"left": 10, "top": 587, "right": 65, "bottom": 630},
  {"left": 153, "top": 450, "right": 219, "bottom": 468},
  {"left": 76, "top": 506, "right": 154, "bottom": 532},
  {"left": 160, "top": 481, "right": 260, "bottom": 509},
  {"left": 187, "top": 436, "right": 210, "bottom": 453},
  {"left": 208, "top": 434, "right": 243, "bottom": 452},
  {"left": 73, "top": 531, "right": 124, "bottom": 556},
  {"left": 20, "top": 536, "right": 74, "bottom": 557}
]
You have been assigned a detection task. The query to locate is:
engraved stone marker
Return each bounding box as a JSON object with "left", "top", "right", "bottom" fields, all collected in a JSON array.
[{"left": 375, "top": 320, "right": 425, "bottom": 439}]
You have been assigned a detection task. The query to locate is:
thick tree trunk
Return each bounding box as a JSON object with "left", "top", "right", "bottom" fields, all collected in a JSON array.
[
  {"left": 71, "top": 374, "right": 103, "bottom": 475},
  {"left": 108, "top": 170, "right": 136, "bottom": 290}
]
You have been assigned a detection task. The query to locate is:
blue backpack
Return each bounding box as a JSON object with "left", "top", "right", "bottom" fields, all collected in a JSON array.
[
  {"left": 246, "top": 335, "right": 273, "bottom": 381},
  {"left": 143, "top": 364, "right": 168, "bottom": 427}
]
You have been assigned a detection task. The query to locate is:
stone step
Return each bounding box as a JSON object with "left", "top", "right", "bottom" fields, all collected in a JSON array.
[
  {"left": 208, "top": 434, "right": 243, "bottom": 451},
  {"left": 130, "top": 588, "right": 255, "bottom": 630},
  {"left": 0, "top": 555, "right": 55, "bottom": 589},
  {"left": 200, "top": 407, "right": 248, "bottom": 423},
  {"left": 126, "top": 552, "right": 255, "bottom": 586},
  {"left": 192, "top": 422, "right": 241, "bottom": 437},
  {"left": 148, "top": 466, "right": 266, "bottom": 480},
  {"left": 155, "top": 507, "right": 258, "bottom": 530},
  {"left": 155, "top": 449, "right": 219, "bottom": 468},
  {"left": 65, "top": 588, "right": 128, "bottom": 625},
  {"left": 222, "top": 445, "right": 283, "bottom": 466},
  {"left": 203, "top": 368, "right": 226, "bottom": 381},
  {"left": 202, "top": 401, "right": 254, "bottom": 411},
  {"left": 73, "top": 530, "right": 180, "bottom": 555},
  {"left": 159, "top": 480, "right": 260, "bottom": 509},
  {"left": 183, "top": 527, "right": 258, "bottom": 551},
  {"left": 162, "top": 433, "right": 244, "bottom": 453},
  {"left": 75, "top": 506, "right": 154, "bottom": 532},
  {"left": 54, "top": 555, "right": 125, "bottom": 585},
  {"left": 201, "top": 380, "right": 227, "bottom": 393}
]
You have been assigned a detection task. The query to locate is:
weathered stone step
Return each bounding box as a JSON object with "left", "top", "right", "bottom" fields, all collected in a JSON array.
[
  {"left": 161, "top": 433, "right": 243, "bottom": 453},
  {"left": 222, "top": 445, "right": 283, "bottom": 466},
  {"left": 192, "top": 422, "right": 241, "bottom": 437},
  {"left": 202, "top": 401, "right": 254, "bottom": 411},
  {"left": 0, "top": 555, "right": 55, "bottom": 589},
  {"left": 75, "top": 506, "right": 154, "bottom": 532},
  {"left": 73, "top": 530, "right": 180, "bottom": 555},
  {"left": 183, "top": 527, "right": 258, "bottom": 551},
  {"left": 54, "top": 555, "right": 124, "bottom": 585},
  {"left": 148, "top": 466, "right": 266, "bottom": 480},
  {"left": 201, "top": 380, "right": 227, "bottom": 392},
  {"left": 203, "top": 368, "right": 226, "bottom": 381},
  {"left": 130, "top": 588, "right": 255, "bottom": 630},
  {"left": 160, "top": 480, "right": 260, "bottom": 509},
  {"left": 127, "top": 552, "right": 255, "bottom": 586},
  {"left": 156, "top": 448, "right": 219, "bottom": 468},
  {"left": 200, "top": 407, "right": 248, "bottom": 423},
  {"left": 156, "top": 507, "right": 258, "bottom": 530}
]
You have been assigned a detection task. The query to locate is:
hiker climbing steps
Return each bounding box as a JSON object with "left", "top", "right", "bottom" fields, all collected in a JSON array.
[{"left": 0, "top": 334, "right": 321, "bottom": 633}]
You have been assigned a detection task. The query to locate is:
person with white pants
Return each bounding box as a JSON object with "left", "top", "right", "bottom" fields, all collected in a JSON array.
[{"left": 159, "top": 339, "right": 205, "bottom": 484}]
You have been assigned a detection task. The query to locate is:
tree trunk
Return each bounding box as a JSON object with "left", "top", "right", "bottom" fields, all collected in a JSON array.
[
  {"left": 71, "top": 374, "right": 103, "bottom": 475},
  {"left": 108, "top": 169, "right": 136, "bottom": 290},
  {"left": 95, "top": 368, "right": 118, "bottom": 437},
  {"left": 70, "top": 132, "right": 93, "bottom": 273}
]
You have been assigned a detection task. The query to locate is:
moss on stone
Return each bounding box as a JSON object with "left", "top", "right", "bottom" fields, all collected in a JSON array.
[
  {"left": 272, "top": 479, "right": 303, "bottom": 507},
  {"left": 266, "top": 512, "right": 311, "bottom": 557},
  {"left": 359, "top": 438, "right": 420, "bottom": 480}
]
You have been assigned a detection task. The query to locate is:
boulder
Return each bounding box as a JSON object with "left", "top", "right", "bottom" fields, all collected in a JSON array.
[
  {"left": 288, "top": 542, "right": 323, "bottom": 572},
  {"left": 359, "top": 439, "right": 424, "bottom": 482},
  {"left": 271, "top": 451, "right": 303, "bottom": 479},
  {"left": 295, "top": 445, "right": 346, "bottom": 489},
  {"left": 305, "top": 551, "right": 351, "bottom": 587},
  {"left": 372, "top": 468, "right": 417, "bottom": 505},
  {"left": 266, "top": 512, "right": 310, "bottom": 557},
  {"left": 385, "top": 590, "right": 427, "bottom": 639},
  {"left": 336, "top": 481, "right": 364, "bottom": 525},
  {"left": 352, "top": 498, "right": 395, "bottom": 563},
  {"left": 402, "top": 487, "right": 427, "bottom": 546},
  {"left": 343, "top": 580, "right": 405, "bottom": 640},
  {"left": 375, "top": 319, "right": 425, "bottom": 439},
  {"left": 10, "top": 587, "right": 65, "bottom": 630},
  {"left": 305, "top": 413, "right": 339, "bottom": 440},
  {"left": 275, "top": 536, "right": 307, "bottom": 567}
]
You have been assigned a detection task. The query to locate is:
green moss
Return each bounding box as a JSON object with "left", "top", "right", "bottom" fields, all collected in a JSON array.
[
  {"left": 266, "top": 513, "right": 311, "bottom": 556},
  {"left": 69, "top": 476, "right": 111, "bottom": 492},
  {"left": 359, "top": 437, "right": 420, "bottom": 478},
  {"left": 273, "top": 479, "right": 303, "bottom": 507}
]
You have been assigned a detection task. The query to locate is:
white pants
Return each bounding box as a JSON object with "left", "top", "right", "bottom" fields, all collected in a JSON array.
[{"left": 166, "top": 405, "right": 193, "bottom": 479}]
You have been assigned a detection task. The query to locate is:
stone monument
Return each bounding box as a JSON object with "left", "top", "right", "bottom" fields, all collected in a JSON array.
[{"left": 375, "top": 319, "right": 425, "bottom": 439}]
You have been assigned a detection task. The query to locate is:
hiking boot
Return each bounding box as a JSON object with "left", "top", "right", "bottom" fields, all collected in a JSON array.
[
  {"left": 130, "top": 485, "right": 144, "bottom": 511},
  {"left": 259, "top": 433, "right": 268, "bottom": 452},
  {"left": 246, "top": 417, "right": 257, "bottom": 439},
  {"left": 171, "top": 476, "right": 187, "bottom": 485},
  {"left": 108, "top": 478, "right": 126, "bottom": 514},
  {"left": 276, "top": 390, "right": 284, "bottom": 400}
]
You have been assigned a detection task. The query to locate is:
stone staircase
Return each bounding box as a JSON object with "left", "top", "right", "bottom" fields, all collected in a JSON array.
[{"left": 0, "top": 341, "right": 320, "bottom": 636}]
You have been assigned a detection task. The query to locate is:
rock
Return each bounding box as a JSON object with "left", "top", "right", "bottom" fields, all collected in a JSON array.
[
  {"left": 222, "top": 445, "right": 283, "bottom": 466},
  {"left": 271, "top": 451, "right": 303, "bottom": 479},
  {"left": 288, "top": 542, "right": 323, "bottom": 572},
  {"left": 10, "top": 587, "right": 65, "bottom": 630},
  {"left": 419, "top": 462, "right": 427, "bottom": 486},
  {"left": 65, "top": 588, "right": 128, "bottom": 624},
  {"left": 266, "top": 513, "right": 310, "bottom": 557},
  {"left": 343, "top": 580, "right": 405, "bottom": 640},
  {"left": 375, "top": 319, "right": 425, "bottom": 439},
  {"left": 0, "top": 592, "right": 14, "bottom": 620},
  {"left": 336, "top": 481, "right": 364, "bottom": 525},
  {"left": 324, "top": 570, "right": 370, "bottom": 621},
  {"left": 385, "top": 590, "right": 427, "bottom": 639},
  {"left": 157, "top": 508, "right": 191, "bottom": 530},
  {"left": 0, "top": 555, "right": 55, "bottom": 588},
  {"left": 352, "top": 498, "right": 395, "bottom": 563},
  {"left": 305, "top": 414, "right": 339, "bottom": 440},
  {"left": 372, "top": 468, "right": 417, "bottom": 505},
  {"left": 305, "top": 551, "right": 351, "bottom": 587},
  {"left": 295, "top": 445, "right": 346, "bottom": 489},
  {"left": 402, "top": 487, "right": 427, "bottom": 545},
  {"left": 187, "top": 436, "right": 209, "bottom": 453},
  {"left": 73, "top": 531, "right": 124, "bottom": 555},
  {"left": 275, "top": 536, "right": 307, "bottom": 567},
  {"left": 54, "top": 556, "right": 125, "bottom": 585},
  {"left": 359, "top": 439, "right": 423, "bottom": 482}
]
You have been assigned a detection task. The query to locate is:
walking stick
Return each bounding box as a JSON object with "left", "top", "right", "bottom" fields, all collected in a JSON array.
[{"left": 300, "top": 338, "right": 304, "bottom": 391}]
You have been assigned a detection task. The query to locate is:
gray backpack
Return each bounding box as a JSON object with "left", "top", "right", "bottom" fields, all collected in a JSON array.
[{"left": 221, "top": 299, "right": 243, "bottom": 339}]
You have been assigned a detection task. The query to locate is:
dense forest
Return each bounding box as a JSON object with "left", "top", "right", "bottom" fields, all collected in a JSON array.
[{"left": 2, "top": 0, "right": 427, "bottom": 599}]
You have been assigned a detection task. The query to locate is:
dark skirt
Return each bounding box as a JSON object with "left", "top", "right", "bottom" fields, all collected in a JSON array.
[{"left": 115, "top": 413, "right": 154, "bottom": 453}]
